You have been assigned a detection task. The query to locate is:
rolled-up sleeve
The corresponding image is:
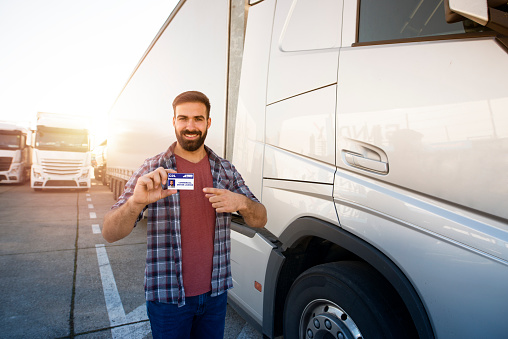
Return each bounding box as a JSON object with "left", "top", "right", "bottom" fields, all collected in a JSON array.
[{"left": 110, "top": 162, "right": 150, "bottom": 226}]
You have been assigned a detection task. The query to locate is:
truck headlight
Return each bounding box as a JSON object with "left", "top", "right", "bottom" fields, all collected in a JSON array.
[
  {"left": 9, "top": 164, "right": 20, "bottom": 173},
  {"left": 79, "top": 170, "right": 89, "bottom": 180},
  {"left": 33, "top": 170, "right": 42, "bottom": 179}
]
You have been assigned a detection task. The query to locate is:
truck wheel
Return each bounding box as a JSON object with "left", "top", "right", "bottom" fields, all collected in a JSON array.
[
  {"left": 283, "top": 261, "right": 417, "bottom": 339},
  {"left": 114, "top": 179, "right": 120, "bottom": 200}
]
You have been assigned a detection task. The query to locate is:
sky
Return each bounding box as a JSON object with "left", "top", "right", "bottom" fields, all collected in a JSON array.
[{"left": 0, "top": 0, "right": 179, "bottom": 144}]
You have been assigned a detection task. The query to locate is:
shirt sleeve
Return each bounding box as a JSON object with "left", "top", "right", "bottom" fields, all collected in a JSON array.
[
  {"left": 229, "top": 163, "right": 260, "bottom": 204},
  {"left": 110, "top": 161, "right": 150, "bottom": 226}
]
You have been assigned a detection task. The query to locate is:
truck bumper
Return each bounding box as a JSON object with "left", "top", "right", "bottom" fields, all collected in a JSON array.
[
  {"left": 0, "top": 166, "right": 25, "bottom": 183},
  {"left": 0, "top": 173, "right": 23, "bottom": 183},
  {"left": 31, "top": 167, "right": 91, "bottom": 189}
]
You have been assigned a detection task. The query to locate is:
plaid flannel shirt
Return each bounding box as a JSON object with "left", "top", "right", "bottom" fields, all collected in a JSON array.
[{"left": 112, "top": 142, "right": 259, "bottom": 306}]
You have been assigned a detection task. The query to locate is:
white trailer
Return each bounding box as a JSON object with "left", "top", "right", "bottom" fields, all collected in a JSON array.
[
  {"left": 31, "top": 112, "right": 92, "bottom": 191},
  {"left": 106, "top": 0, "right": 236, "bottom": 199},
  {"left": 0, "top": 122, "right": 32, "bottom": 184},
  {"left": 107, "top": 0, "right": 508, "bottom": 338}
]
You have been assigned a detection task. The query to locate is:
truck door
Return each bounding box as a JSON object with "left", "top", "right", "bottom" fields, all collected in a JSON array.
[
  {"left": 263, "top": 0, "right": 342, "bottom": 237},
  {"left": 334, "top": 0, "right": 508, "bottom": 337}
]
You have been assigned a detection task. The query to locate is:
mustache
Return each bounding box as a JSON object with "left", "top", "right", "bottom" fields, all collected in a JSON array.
[{"left": 181, "top": 129, "right": 202, "bottom": 136}]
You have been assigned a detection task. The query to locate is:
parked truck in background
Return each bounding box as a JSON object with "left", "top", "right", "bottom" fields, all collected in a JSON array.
[
  {"left": 91, "top": 139, "right": 107, "bottom": 185},
  {"left": 107, "top": 0, "right": 508, "bottom": 338},
  {"left": 0, "top": 122, "right": 32, "bottom": 184},
  {"left": 31, "top": 112, "right": 92, "bottom": 191}
]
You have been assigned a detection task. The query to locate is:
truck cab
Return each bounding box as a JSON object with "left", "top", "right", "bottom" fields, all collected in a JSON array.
[
  {"left": 229, "top": 0, "right": 508, "bottom": 338},
  {"left": 31, "top": 113, "right": 92, "bottom": 191},
  {"left": 0, "top": 122, "right": 31, "bottom": 184}
]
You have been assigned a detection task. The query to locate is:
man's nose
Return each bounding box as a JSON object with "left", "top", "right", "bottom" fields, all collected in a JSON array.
[{"left": 185, "top": 119, "right": 197, "bottom": 129}]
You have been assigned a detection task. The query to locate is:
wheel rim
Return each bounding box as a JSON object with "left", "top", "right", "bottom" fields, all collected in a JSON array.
[{"left": 299, "top": 299, "right": 363, "bottom": 339}]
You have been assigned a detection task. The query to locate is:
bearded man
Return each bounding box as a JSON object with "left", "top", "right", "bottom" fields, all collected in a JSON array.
[{"left": 102, "top": 91, "right": 267, "bottom": 339}]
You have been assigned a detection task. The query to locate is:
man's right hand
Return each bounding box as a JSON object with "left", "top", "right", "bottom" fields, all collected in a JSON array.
[
  {"left": 103, "top": 167, "right": 178, "bottom": 243},
  {"left": 131, "top": 167, "right": 178, "bottom": 207}
]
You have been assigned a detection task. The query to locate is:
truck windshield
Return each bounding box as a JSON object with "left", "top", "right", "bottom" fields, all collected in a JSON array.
[
  {"left": 36, "top": 126, "right": 89, "bottom": 152},
  {"left": 0, "top": 133, "right": 21, "bottom": 150}
]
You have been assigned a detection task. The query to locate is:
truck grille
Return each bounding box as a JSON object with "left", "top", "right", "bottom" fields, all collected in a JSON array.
[
  {"left": 0, "top": 157, "right": 13, "bottom": 171},
  {"left": 45, "top": 180, "right": 77, "bottom": 187},
  {"left": 41, "top": 159, "right": 83, "bottom": 175}
]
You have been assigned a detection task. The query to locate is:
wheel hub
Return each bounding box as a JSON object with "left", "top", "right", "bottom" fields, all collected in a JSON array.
[{"left": 300, "top": 300, "right": 363, "bottom": 339}]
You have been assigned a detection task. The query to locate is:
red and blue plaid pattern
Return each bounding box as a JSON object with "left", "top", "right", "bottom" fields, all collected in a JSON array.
[{"left": 112, "top": 142, "right": 258, "bottom": 306}]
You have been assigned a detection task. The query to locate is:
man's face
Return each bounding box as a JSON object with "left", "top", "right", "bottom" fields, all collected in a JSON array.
[{"left": 173, "top": 102, "right": 211, "bottom": 152}]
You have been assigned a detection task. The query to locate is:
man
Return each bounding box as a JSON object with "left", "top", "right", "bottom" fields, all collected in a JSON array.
[{"left": 102, "top": 91, "right": 267, "bottom": 339}]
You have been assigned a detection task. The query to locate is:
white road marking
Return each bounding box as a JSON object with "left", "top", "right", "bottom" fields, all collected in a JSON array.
[
  {"left": 237, "top": 322, "right": 261, "bottom": 339},
  {"left": 86, "top": 193, "right": 91, "bottom": 197},
  {"left": 92, "top": 224, "right": 101, "bottom": 234},
  {"left": 95, "top": 244, "right": 150, "bottom": 338},
  {"left": 87, "top": 198, "right": 92, "bottom": 202},
  {"left": 90, "top": 212, "right": 97, "bottom": 219},
  {"left": 88, "top": 204, "right": 94, "bottom": 209}
]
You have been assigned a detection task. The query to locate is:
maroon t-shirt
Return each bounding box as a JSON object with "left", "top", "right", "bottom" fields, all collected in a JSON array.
[{"left": 175, "top": 154, "right": 216, "bottom": 296}]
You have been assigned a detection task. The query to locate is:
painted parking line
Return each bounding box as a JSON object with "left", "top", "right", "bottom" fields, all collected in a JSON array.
[
  {"left": 95, "top": 244, "right": 150, "bottom": 338},
  {"left": 88, "top": 204, "right": 94, "bottom": 209},
  {"left": 92, "top": 224, "right": 101, "bottom": 234},
  {"left": 90, "top": 212, "right": 97, "bottom": 219}
]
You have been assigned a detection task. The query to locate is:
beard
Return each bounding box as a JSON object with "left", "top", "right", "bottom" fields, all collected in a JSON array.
[{"left": 175, "top": 128, "right": 208, "bottom": 152}]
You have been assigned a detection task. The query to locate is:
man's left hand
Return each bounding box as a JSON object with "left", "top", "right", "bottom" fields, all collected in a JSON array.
[
  {"left": 203, "top": 187, "right": 267, "bottom": 228},
  {"left": 203, "top": 187, "right": 246, "bottom": 213}
]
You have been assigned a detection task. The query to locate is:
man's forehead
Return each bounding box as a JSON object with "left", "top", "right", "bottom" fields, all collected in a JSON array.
[
  {"left": 174, "top": 102, "right": 208, "bottom": 118},
  {"left": 175, "top": 102, "right": 206, "bottom": 113}
]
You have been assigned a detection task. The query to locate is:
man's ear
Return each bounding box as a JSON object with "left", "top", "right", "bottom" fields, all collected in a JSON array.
[
  {"left": 173, "top": 116, "right": 176, "bottom": 127},
  {"left": 207, "top": 117, "right": 211, "bottom": 129}
]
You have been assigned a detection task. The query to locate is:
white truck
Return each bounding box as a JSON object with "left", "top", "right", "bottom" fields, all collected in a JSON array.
[
  {"left": 107, "top": 0, "right": 508, "bottom": 338},
  {"left": 31, "top": 112, "right": 92, "bottom": 191},
  {"left": 0, "top": 122, "right": 32, "bottom": 184},
  {"left": 91, "top": 139, "right": 107, "bottom": 185}
]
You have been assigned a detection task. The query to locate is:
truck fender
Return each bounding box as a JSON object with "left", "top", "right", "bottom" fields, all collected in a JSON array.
[{"left": 262, "top": 217, "right": 434, "bottom": 339}]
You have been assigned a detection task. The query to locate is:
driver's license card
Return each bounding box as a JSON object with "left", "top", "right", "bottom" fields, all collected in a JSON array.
[{"left": 167, "top": 173, "right": 194, "bottom": 190}]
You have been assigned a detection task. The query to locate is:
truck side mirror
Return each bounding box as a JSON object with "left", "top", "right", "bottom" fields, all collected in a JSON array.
[{"left": 445, "top": 0, "right": 508, "bottom": 36}]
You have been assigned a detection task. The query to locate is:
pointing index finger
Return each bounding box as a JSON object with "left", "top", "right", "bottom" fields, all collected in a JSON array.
[{"left": 203, "top": 187, "right": 223, "bottom": 195}]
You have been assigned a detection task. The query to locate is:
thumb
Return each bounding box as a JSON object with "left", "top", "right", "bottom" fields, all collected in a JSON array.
[{"left": 161, "top": 188, "right": 177, "bottom": 198}]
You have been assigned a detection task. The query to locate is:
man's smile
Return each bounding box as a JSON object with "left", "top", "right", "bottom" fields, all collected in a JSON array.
[{"left": 183, "top": 130, "right": 201, "bottom": 139}]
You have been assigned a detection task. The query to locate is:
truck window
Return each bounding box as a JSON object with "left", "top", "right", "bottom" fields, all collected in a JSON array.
[
  {"left": 358, "top": 0, "right": 491, "bottom": 43},
  {"left": 36, "top": 127, "right": 89, "bottom": 152},
  {"left": 0, "top": 134, "right": 21, "bottom": 150}
]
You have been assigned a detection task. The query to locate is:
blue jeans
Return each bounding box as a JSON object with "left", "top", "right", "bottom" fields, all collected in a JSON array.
[{"left": 147, "top": 291, "right": 228, "bottom": 339}]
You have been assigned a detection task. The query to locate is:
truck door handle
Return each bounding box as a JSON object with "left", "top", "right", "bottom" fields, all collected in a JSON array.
[{"left": 343, "top": 151, "right": 389, "bottom": 174}]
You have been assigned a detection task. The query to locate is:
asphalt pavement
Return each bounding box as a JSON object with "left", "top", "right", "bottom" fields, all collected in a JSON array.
[{"left": 0, "top": 180, "right": 262, "bottom": 338}]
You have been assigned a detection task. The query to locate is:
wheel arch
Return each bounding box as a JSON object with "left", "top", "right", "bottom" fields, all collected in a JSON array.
[{"left": 262, "top": 216, "right": 434, "bottom": 339}]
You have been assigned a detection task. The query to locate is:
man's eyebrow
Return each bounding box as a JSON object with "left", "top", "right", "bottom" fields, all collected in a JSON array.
[
  {"left": 176, "top": 114, "right": 206, "bottom": 118},
  {"left": 176, "top": 115, "right": 206, "bottom": 119}
]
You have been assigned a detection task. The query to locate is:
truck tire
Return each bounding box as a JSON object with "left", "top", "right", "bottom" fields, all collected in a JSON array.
[
  {"left": 102, "top": 168, "right": 108, "bottom": 185},
  {"left": 112, "top": 179, "right": 118, "bottom": 200},
  {"left": 283, "top": 261, "right": 417, "bottom": 339},
  {"left": 118, "top": 180, "right": 125, "bottom": 197}
]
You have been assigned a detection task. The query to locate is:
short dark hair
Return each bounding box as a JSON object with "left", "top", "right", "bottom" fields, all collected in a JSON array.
[{"left": 172, "top": 91, "right": 211, "bottom": 117}]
